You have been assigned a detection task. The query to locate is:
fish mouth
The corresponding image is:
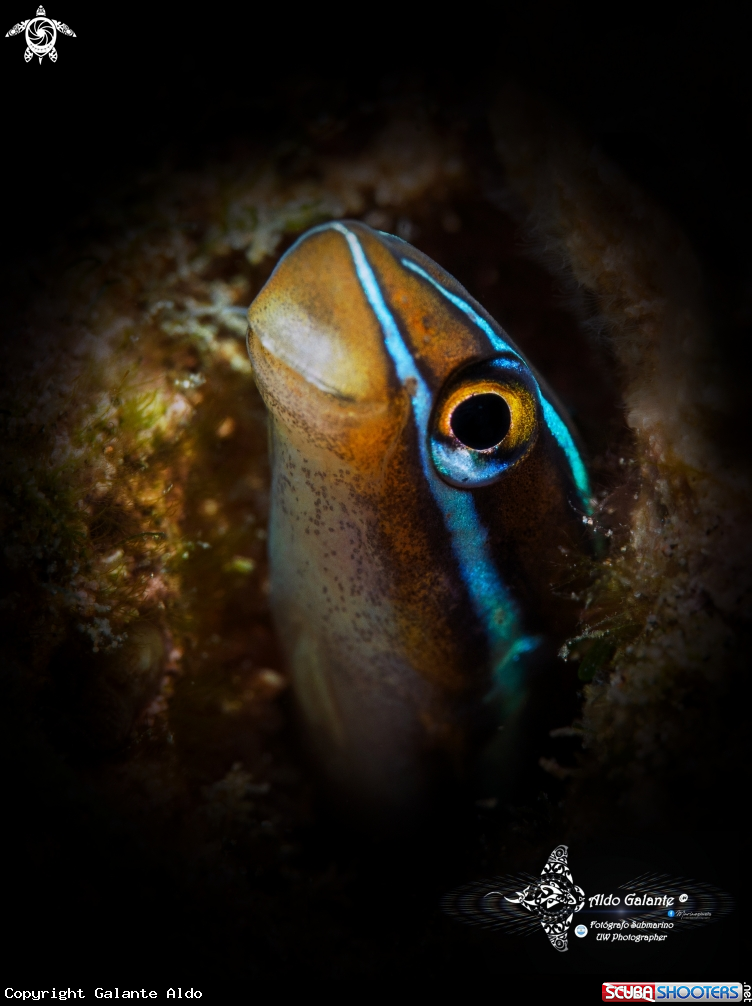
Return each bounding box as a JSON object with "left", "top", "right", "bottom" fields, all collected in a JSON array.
[{"left": 247, "top": 224, "right": 396, "bottom": 406}]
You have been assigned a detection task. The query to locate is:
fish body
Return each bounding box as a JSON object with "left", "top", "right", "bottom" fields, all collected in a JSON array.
[{"left": 247, "top": 221, "right": 590, "bottom": 816}]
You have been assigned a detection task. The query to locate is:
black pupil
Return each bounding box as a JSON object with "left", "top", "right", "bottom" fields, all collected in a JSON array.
[{"left": 450, "top": 393, "right": 511, "bottom": 450}]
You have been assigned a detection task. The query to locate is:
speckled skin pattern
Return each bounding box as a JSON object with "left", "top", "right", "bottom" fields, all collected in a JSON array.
[{"left": 248, "top": 221, "right": 590, "bottom": 811}]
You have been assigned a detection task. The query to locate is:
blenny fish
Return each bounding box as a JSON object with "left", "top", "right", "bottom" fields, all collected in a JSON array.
[{"left": 247, "top": 220, "right": 591, "bottom": 815}]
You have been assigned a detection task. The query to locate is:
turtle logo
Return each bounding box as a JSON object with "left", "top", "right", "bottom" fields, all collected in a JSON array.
[{"left": 5, "top": 5, "right": 76, "bottom": 63}]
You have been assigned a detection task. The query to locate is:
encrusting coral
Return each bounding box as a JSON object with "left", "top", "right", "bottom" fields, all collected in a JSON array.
[
  {"left": 492, "top": 91, "right": 749, "bottom": 824},
  {"left": 0, "top": 112, "right": 474, "bottom": 894}
]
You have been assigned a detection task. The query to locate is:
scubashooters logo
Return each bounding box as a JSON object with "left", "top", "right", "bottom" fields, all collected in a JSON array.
[
  {"left": 601, "top": 983, "right": 742, "bottom": 1002},
  {"left": 5, "top": 5, "right": 76, "bottom": 62}
]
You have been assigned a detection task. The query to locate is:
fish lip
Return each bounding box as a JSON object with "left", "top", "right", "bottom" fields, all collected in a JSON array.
[
  {"left": 247, "top": 222, "right": 398, "bottom": 406},
  {"left": 249, "top": 326, "right": 358, "bottom": 402}
]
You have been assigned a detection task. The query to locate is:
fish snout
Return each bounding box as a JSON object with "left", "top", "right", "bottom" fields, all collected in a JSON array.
[
  {"left": 247, "top": 225, "right": 399, "bottom": 403},
  {"left": 248, "top": 224, "right": 406, "bottom": 463}
]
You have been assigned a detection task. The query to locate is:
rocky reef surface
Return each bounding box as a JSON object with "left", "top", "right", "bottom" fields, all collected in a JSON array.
[{"left": 1, "top": 88, "right": 745, "bottom": 981}]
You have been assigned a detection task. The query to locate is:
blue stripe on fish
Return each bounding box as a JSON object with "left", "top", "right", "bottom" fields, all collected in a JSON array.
[
  {"left": 400, "top": 258, "right": 592, "bottom": 511},
  {"left": 329, "top": 222, "right": 537, "bottom": 710}
]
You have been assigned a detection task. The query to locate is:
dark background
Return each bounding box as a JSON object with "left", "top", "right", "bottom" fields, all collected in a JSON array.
[
  {"left": 1, "top": 5, "right": 746, "bottom": 995},
  {"left": 4, "top": 5, "right": 751, "bottom": 340}
]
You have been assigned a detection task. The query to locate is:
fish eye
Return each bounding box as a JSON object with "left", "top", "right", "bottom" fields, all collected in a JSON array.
[
  {"left": 450, "top": 393, "right": 511, "bottom": 450},
  {"left": 430, "top": 356, "right": 539, "bottom": 488}
]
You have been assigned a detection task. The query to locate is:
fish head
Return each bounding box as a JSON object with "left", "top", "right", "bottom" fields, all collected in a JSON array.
[{"left": 247, "top": 220, "right": 590, "bottom": 813}]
